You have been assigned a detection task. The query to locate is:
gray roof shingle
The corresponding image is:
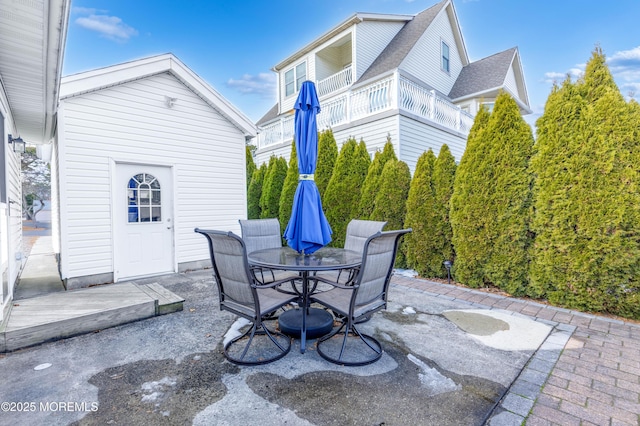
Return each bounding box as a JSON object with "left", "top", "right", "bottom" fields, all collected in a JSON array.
[
  {"left": 356, "top": 0, "right": 447, "bottom": 84},
  {"left": 256, "top": 103, "right": 279, "bottom": 127},
  {"left": 448, "top": 47, "right": 517, "bottom": 100}
]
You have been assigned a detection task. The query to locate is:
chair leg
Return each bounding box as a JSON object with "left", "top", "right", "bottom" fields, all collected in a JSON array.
[
  {"left": 223, "top": 320, "right": 292, "bottom": 366},
  {"left": 315, "top": 319, "right": 383, "bottom": 366}
]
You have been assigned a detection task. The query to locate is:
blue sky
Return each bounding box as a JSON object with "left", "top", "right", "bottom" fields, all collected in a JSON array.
[{"left": 63, "top": 0, "right": 640, "bottom": 126}]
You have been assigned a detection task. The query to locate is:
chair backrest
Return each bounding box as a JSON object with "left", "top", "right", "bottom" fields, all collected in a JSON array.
[
  {"left": 344, "top": 219, "right": 387, "bottom": 254},
  {"left": 194, "top": 228, "right": 256, "bottom": 310},
  {"left": 354, "top": 229, "right": 411, "bottom": 308},
  {"left": 239, "top": 218, "right": 282, "bottom": 254}
]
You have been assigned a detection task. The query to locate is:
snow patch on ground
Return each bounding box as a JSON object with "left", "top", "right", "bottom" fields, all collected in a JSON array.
[
  {"left": 408, "top": 354, "right": 460, "bottom": 395},
  {"left": 140, "top": 377, "right": 177, "bottom": 403}
]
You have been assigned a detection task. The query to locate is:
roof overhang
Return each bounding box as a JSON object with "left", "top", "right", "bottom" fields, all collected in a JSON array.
[
  {"left": 443, "top": 0, "right": 469, "bottom": 66},
  {"left": 0, "top": 0, "right": 70, "bottom": 144},
  {"left": 273, "top": 12, "right": 413, "bottom": 72},
  {"left": 60, "top": 54, "right": 257, "bottom": 138},
  {"left": 454, "top": 87, "right": 533, "bottom": 115}
]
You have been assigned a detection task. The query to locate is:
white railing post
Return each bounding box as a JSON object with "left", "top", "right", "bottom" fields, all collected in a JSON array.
[{"left": 429, "top": 90, "right": 436, "bottom": 120}]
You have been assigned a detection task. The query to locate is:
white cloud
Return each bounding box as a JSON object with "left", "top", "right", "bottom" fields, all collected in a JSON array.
[
  {"left": 542, "top": 65, "right": 585, "bottom": 84},
  {"left": 607, "top": 46, "right": 640, "bottom": 97},
  {"left": 227, "top": 73, "right": 277, "bottom": 99},
  {"left": 75, "top": 13, "right": 138, "bottom": 42}
]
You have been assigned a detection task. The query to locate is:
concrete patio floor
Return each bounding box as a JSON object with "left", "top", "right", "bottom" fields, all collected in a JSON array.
[{"left": 0, "top": 234, "right": 639, "bottom": 424}]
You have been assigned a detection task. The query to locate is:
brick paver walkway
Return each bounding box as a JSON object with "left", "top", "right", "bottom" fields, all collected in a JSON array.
[{"left": 392, "top": 275, "right": 640, "bottom": 426}]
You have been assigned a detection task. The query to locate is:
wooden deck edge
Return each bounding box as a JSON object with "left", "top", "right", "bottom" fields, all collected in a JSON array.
[
  {"left": 1, "top": 300, "right": 157, "bottom": 353},
  {"left": 136, "top": 283, "right": 184, "bottom": 315}
]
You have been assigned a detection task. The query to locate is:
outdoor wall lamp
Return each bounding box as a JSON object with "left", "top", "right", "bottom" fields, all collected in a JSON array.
[
  {"left": 443, "top": 260, "right": 453, "bottom": 285},
  {"left": 8, "top": 134, "right": 26, "bottom": 154}
]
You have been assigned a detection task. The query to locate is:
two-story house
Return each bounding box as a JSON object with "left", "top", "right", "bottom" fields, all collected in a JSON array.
[{"left": 254, "top": 0, "right": 530, "bottom": 172}]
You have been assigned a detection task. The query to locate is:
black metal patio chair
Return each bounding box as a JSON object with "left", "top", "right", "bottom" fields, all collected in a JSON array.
[
  {"left": 194, "top": 228, "right": 298, "bottom": 365},
  {"left": 310, "top": 228, "right": 411, "bottom": 366}
]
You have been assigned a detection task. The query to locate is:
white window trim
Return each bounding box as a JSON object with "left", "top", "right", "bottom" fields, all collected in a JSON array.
[
  {"left": 441, "top": 40, "right": 450, "bottom": 74},
  {"left": 284, "top": 61, "right": 307, "bottom": 98}
]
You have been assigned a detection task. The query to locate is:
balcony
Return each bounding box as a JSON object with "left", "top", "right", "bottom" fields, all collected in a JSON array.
[{"left": 257, "top": 71, "right": 474, "bottom": 150}]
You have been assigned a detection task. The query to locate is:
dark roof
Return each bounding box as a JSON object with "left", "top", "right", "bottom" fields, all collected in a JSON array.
[
  {"left": 256, "top": 103, "right": 279, "bottom": 126},
  {"left": 448, "top": 47, "right": 517, "bottom": 100},
  {"left": 357, "top": 0, "right": 447, "bottom": 84}
]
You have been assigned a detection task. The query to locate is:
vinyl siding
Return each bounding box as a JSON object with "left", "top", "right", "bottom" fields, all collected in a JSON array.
[
  {"left": 58, "top": 72, "right": 246, "bottom": 280},
  {"left": 254, "top": 142, "right": 293, "bottom": 167},
  {"left": 333, "top": 115, "right": 399, "bottom": 156},
  {"left": 7, "top": 130, "right": 22, "bottom": 293},
  {"left": 354, "top": 21, "right": 405, "bottom": 81},
  {"left": 504, "top": 64, "right": 518, "bottom": 98},
  {"left": 401, "top": 8, "right": 463, "bottom": 95},
  {"left": 399, "top": 114, "right": 466, "bottom": 174}
]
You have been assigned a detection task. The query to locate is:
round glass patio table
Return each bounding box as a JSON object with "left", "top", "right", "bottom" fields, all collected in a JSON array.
[{"left": 248, "top": 246, "right": 361, "bottom": 353}]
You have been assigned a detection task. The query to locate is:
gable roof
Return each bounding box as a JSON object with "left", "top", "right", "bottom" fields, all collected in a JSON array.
[
  {"left": 256, "top": 103, "right": 279, "bottom": 127},
  {"left": 357, "top": 0, "right": 468, "bottom": 85},
  {"left": 60, "top": 54, "right": 257, "bottom": 137},
  {"left": 449, "top": 47, "right": 531, "bottom": 112},
  {"left": 0, "top": 0, "right": 70, "bottom": 143},
  {"left": 357, "top": 1, "right": 447, "bottom": 84},
  {"left": 273, "top": 12, "right": 413, "bottom": 72}
]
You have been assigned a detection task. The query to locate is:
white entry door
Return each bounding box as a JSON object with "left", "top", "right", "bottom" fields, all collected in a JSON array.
[{"left": 114, "top": 164, "right": 174, "bottom": 281}]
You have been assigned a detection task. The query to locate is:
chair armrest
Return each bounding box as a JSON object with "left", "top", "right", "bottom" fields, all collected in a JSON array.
[
  {"left": 251, "top": 274, "right": 301, "bottom": 289},
  {"left": 311, "top": 275, "right": 358, "bottom": 290}
]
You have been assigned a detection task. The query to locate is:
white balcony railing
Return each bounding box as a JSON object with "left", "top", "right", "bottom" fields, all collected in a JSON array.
[
  {"left": 316, "top": 66, "right": 353, "bottom": 97},
  {"left": 257, "top": 73, "right": 474, "bottom": 149}
]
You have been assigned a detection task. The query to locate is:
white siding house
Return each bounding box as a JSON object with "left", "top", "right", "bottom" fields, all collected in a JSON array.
[
  {"left": 0, "top": 0, "right": 70, "bottom": 320},
  {"left": 56, "top": 54, "right": 256, "bottom": 288},
  {"left": 255, "top": 0, "right": 530, "bottom": 173}
]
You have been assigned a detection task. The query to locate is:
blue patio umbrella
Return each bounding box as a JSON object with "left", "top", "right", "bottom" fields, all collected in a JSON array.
[{"left": 283, "top": 81, "right": 332, "bottom": 254}]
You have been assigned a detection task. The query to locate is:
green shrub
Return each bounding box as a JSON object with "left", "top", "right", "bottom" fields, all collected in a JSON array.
[
  {"left": 405, "top": 145, "right": 457, "bottom": 278},
  {"left": 403, "top": 150, "right": 437, "bottom": 276},
  {"left": 260, "top": 156, "right": 288, "bottom": 219},
  {"left": 433, "top": 145, "right": 456, "bottom": 271},
  {"left": 450, "top": 106, "right": 491, "bottom": 287},
  {"left": 247, "top": 163, "right": 266, "bottom": 219},
  {"left": 371, "top": 159, "right": 411, "bottom": 267},
  {"left": 451, "top": 92, "right": 534, "bottom": 296},
  {"left": 358, "top": 137, "right": 397, "bottom": 219},
  {"left": 316, "top": 129, "right": 338, "bottom": 198},
  {"left": 530, "top": 48, "right": 640, "bottom": 318},
  {"left": 279, "top": 142, "right": 299, "bottom": 235},
  {"left": 324, "top": 138, "right": 371, "bottom": 247},
  {"left": 246, "top": 145, "right": 256, "bottom": 190}
]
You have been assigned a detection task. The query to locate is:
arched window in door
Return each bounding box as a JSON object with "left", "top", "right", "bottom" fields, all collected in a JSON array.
[{"left": 127, "top": 173, "right": 161, "bottom": 223}]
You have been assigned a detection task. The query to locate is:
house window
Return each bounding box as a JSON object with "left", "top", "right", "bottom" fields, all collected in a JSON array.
[
  {"left": 285, "top": 61, "right": 307, "bottom": 97},
  {"left": 441, "top": 41, "right": 450, "bottom": 73},
  {"left": 127, "top": 173, "right": 161, "bottom": 223},
  {"left": 481, "top": 102, "right": 495, "bottom": 112}
]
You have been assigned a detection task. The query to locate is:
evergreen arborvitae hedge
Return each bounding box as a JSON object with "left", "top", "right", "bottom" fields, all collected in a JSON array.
[
  {"left": 530, "top": 48, "right": 640, "bottom": 318},
  {"left": 246, "top": 145, "right": 256, "bottom": 191},
  {"left": 279, "top": 142, "right": 298, "bottom": 235},
  {"left": 404, "top": 145, "right": 457, "bottom": 278},
  {"left": 371, "top": 158, "right": 411, "bottom": 267},
  {"left": 247, "top": 163, "right": 266, "bottom": 219},
  {"left": 433, "top": 145, "right": 457, "bottom": 273},
  {"left": 451, "top": 92, "right": 534, "bottom": 295},
  {"left": 316, "top": 129, "right": 338, "bottom": 198},
  {"left": 403, "top": 149, "right": 437, "bottom": 276},
  {"left": 450, "top": 106, "right": 491, "bottom": 286},
  {"left": 358, "top": 137, "right": 397, "bottom": 220},
  {"left": 324, "top": 138, "right": 371, "bottom": 247},
  {"left": 260, "top": 156, "right": 288, "bottom": 219}
]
